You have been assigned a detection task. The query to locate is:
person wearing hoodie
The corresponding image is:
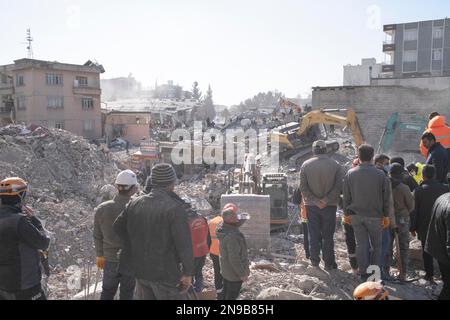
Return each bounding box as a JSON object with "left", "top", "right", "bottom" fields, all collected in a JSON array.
[
  {"left": 411, "top": 165, "right": 449, "bottom": 282},
  {"left": 390, "top": 157, "right": 419, "bottom": 192},
  {"left": 390, "top": 163, "right": 415, "bottom": 281},
  {"left": 217, "top": 204, "right": 250, "bottom": 300},
  {"left": 421, "top": 132, "right": 450, "bottom": 183},
  {"left": 420, "top": 112, "right": 450, "bottom": 158}
]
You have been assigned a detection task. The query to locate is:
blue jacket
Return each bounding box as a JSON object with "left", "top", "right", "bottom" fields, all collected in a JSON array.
[{"left": 426, "top": 142, "right": 449, "bottom": 183}]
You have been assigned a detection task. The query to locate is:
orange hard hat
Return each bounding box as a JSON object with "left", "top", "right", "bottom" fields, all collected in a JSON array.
[
  {"left": 353, "top": 282, "right": 389, "bottom": 300},
  {"left": 0, "top": 177, "right": 28, "bottom": 196}
]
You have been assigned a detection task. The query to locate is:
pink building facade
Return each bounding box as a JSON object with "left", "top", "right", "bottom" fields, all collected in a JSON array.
[{"left": 0, "top": 59, "right": 105, "bottom": 139}]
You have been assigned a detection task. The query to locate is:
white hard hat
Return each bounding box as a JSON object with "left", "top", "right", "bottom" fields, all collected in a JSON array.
[{"left": 115, "top": 170, "right": 138, "bottom": 186}]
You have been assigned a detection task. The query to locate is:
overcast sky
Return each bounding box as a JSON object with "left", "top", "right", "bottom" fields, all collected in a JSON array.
[{"left": 1, "top": 0, "right": 449, "bottom": 105}]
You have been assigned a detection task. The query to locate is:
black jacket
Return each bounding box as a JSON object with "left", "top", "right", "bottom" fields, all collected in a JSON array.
[
  {"left": 401, "top": 170, "right": 419, "bottom": 192},
  {"left": 426, "top": 143, "right": 450, "bottom": 183},
  {"left": 0, "top": 205, "right": 50, "bottom": 292},
  {"left": 113, "top": 188, "right": 194, "bottom": 284},
  {"left": 411, "top": 180, "right": 449, "bottom": 241},
  {"left": 425, "top": 193, "right": 450, "bottom": 267}
]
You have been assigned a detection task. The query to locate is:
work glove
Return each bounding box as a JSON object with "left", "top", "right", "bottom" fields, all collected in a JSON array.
[
  {"left": 96, "top": 256, "right": 105, "bottom": 270},
  {"left": 381, "top": 217, "right": 390, "bottom": 229},
  {"left": 342, "top": 215, "right": 352, "bottom": 225},
  {"left": 179, "top": 275, "right": 192, "bottom": 294}
]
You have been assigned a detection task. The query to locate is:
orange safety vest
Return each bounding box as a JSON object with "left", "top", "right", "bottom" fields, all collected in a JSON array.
[
  {"left": 420, "top": 116, "right": 450, "bottom": 158},
  {"left": 208, "top": 216, "right": 223, "bottom": 256}
]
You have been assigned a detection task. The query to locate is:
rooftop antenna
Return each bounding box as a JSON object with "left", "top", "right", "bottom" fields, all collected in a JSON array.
[{"left": 26, "top": 28, "right": 34, "bottom": 59}]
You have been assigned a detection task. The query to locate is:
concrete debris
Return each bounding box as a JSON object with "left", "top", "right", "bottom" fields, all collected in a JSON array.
[
  {"left": 0, "top": 124, "right": 119, "bottom": 299},
  {"left": 256, "top": 287, "right": 317, "bottom": 300}
]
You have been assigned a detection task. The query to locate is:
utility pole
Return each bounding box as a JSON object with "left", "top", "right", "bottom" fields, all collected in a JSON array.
[{"left": 26, "top": 28, "right": 34, "bottom": 59}]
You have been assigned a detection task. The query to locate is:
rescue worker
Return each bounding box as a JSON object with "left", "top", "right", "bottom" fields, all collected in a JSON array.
[
  {"left": 420, "top": 112, "right": 450, "bottom": 158},
  {"left": 186, "top": 207, "right": 211, "bottom": 294},
  {"left": 425, "top": 193, "right": 450, "bottom": 300},
  {"left": 390, "top": 164, "right": 415, "bottom": 281},
  {"left": 300, "top": 140, "right": 344, "bottom": 270},
  {"left": 410, "top": 165, "right": 449, "bottom": 282},
  {"left": 421, "top": 132, "right": 450, "bottom": 183},
  {"left": 208, "top": 205, "right": 236, "bottom": 300},
  {"left": 343, "top": 144, "right": 391, "bottom": 282},
  {"left": 374, "top": 154, "right": 397, "bottom": 280},
  {"left": 390, "top": 157, "right": 419, "bottom": 192},
  {"left": 407, "top": 163, "right": 424, "bottom": 185},
  {"left": 0, "top": 178, "right": 50, "bottom": 300},
  {"left": 94, "top": 170, "right": 138, "bottom": 300},
  {"left": 217, "top": 204, "right": 250, "bottom": 300},
  {"left": 113, "top": 163, "right": 194, "bottom": 300}
]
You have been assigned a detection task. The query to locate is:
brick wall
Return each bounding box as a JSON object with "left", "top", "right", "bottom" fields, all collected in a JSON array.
[{"left": 312, "top": 85, "right": 450, "bottom": 163}]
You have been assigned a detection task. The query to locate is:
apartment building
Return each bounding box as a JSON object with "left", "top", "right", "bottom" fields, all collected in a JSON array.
[
  {"left": 0, "top": 58, "right": 105, "bottom": 139},
  {"left": 382, "top": 18, "right": 450, "bottom": 77}
]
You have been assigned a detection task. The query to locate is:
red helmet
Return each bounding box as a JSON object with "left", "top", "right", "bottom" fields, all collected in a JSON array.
[{"left": 222, "top": 203, "right": 239, "bottom": 224}]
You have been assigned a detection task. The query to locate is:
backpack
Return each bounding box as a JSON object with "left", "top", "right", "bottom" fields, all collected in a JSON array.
[{"left": 187, "top": 212, "right": 209, "bottom": 258}]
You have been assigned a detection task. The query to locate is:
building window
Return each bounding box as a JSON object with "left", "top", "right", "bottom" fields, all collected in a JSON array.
[
  {"left": 16, "top": 96, "right": 26, "bottom": 110},
  {"left": 16, "top": 75, "right": 25, "bottom": 86},
  {"left": 433, "top": 27, "right": 444, "bottom": 39},
  {"left": 46, "top": 73, "right": 63, "bottom": 85},
  {"left": 404, "top": 29, "right": 418, "bottom": 41},
  {"left": 1, "top": 74, "right": 8, "bottom": 84},
  {"left": 48, "top": 120, "right": 65, "bottom": 130},
  {"left": 403, "top": 50, "right": 417, "bottom": 62},
  {"left": 81, "top": 97, "right": 94, "bottom": 110},
  {"left": 433, "top": 49, "right": 443, "bottom": 61},
  {"left": 47, "top": 96, "right": 64, "bottom": 109},
  {"left": 83, "top": 120, "right": 95, "bottom": 133},
  {"left": 75, "top": 76, "right": 88, "bottom": 87}
]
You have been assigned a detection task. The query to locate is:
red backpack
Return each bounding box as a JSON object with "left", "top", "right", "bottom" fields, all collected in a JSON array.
[{"left": 187, "top": 214, "right": 209, "bottom": 258}]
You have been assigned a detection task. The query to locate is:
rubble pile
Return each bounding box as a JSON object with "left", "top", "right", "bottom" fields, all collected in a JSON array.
[
  {"left": 176, "top": 172, "right": 229, "bottom": 214},
  {"left": 199, "top": 229, "right": 442, "bottom": 300},
  {"left": 0, "top": 125, "right": 119, "bottom": 297}
]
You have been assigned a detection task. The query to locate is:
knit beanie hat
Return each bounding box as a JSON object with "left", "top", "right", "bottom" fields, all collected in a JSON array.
[
  {"left": 390, "top": 163, "right": 404, "bottom": 178},
  {"left": 150, "top": 163, "right": 177, "bottom": 187},
  {"left": 390, "top": 157, "right": 405, "bottom": 168}
]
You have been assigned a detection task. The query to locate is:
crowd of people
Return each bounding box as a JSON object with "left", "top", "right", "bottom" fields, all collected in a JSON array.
[
  {"left": 0, "top": 111, "right": 449, "bottom": 301},
  {"left": 297, "top": 131, "right": 450, "bottom": 300}
]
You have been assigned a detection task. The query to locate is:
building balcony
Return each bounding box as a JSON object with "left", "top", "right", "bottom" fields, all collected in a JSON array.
[
  {"left": 382, "top": 64, "right": 395, "bottom": 73},
  {"left": 0, "top": 83, "right": 13, "bottom": 95},
  {"left": 0, "top": 104, "right": 13, "bottom": 117},
  {"left": 383, "top": 43, "right": 396, "bottom": 52},
  {"left": 73, "top": 80, "right": 101, "bottom": 96},
  {"left": 384, "top": 24, "right": 396, "bottom": 35}
]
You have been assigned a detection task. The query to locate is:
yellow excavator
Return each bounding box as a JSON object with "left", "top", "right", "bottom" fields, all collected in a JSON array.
[{"left": 271, "top": 107, "right": 365, "bottom": 166}]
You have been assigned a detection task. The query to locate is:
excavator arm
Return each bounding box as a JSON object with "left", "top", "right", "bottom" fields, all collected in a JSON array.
[{"left": 297, "top": 109, "right": 365, "bottom": 147}]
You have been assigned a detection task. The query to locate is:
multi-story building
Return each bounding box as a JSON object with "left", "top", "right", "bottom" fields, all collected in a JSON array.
[
  {"left": 382, "top": 18, "right": 450, "bottom": 78},
  {"left": 343, "top": 58, "right": 382, "bottom": 85},
  {"left": 0, "top": 58, "right": 105, "bottom": 139}
]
